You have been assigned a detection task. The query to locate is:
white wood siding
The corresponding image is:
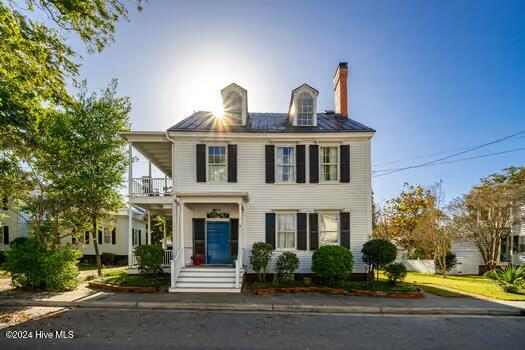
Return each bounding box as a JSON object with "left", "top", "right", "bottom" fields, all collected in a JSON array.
[
  {"left": 174, "top": 136, "right": 372, "bottom": 273},
  {"left": 0, "top": 209, "right": 29, "bottom": 249},
  {"left": 451, "top": 242, "right": 484, "bottom": 275}
]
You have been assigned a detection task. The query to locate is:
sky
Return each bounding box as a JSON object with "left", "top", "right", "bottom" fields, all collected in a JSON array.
[{"left": 65, "top": 0, "right": 524, "bottom": 203}]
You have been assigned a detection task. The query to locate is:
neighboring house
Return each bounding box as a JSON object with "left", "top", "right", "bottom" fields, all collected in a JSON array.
[
  {"left": 62, "top": 207, "right": 147, "bottom": 263},
  {"left": 452, "top": 205, "right": 525, "bottom": 274},
  {"left": 121, "top": 62, "right": 375, "bottom": 292},
  {"left": 0, "top": 208, "right": 29, "bottom": 250}
]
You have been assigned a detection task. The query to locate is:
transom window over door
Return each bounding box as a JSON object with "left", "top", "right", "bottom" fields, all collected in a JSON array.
[
  {"left": 276, "top": 146, "right": 295, "bottom": 182},
  {"left": 319, "top": 214, "right": 339, "bottom": 246},
  {"left": 297, "top": 92, "right": 314, "bottom": 126},
  {"left": 277, "top": 213, "right": 296, "bottom": 249},
  {"left": 320, "top": 147, "right": 338, "bottom": 181},
  {"left": 208, "top": 146, "right": 227, "bottom": 182}
]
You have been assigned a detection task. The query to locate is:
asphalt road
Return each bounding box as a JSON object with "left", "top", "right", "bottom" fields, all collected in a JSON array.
[{"left": 0, "top": 307, "right": 524, "bottom": 349}]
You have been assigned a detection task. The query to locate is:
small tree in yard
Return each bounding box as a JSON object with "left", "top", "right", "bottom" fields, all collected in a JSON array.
[
  {"left": 361, "top": 239, "right": 397, "bottom": 282},
  {"left": 312, "top": 246, "right": 354, "bottom": 286},
  {"left": 434, "top": 252, "right": 457, "bottom": 275},
  {"left": 274, "top": 252, "right": 300, "bottom": 284},
  {"left": 250, "top": 242, "right": 274, "bottom": 282}
]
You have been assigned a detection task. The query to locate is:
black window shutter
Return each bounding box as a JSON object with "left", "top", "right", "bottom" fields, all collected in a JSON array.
[
  {"left": 230, "top": 218, "right": 239, "bottom": 257},
  {"left": 265, "top": 213, "right": 275, "bottom": 248},
  {"left": 296, "top": 145, "right": 306, "bottom": 183},
  {"left": 85, "top": 231, "right": 90, "bottom": 244},
  {"left": 340, "top": 212, "right": 350, "bottom": 248},
  {"left": 98, "top": 230, "right": 102, "bottom": 244},
  {"left": 193, "top": 219, "right": 205, "bottom": 257},
  {"left": 196, "top": 144, "right": 207, "bottom": 182},
  {"left": 309, "top": 145, "right": 319, "bottom": 183},
  {"left": 228, "top": 144, "right": 237, "bottom": 183},
  {"left": 297, "top": 213, "right": 307, "bottom": 250},
  {"left": 112, "top": 228, "right": 116, "bottom": 245},
  {"left": 3, "top": 226, "right": 9, "bottom": 244},
  {"left": 265, "top": 145, "right": 275, "bottom": 183},
  {"left": 131, "top": 229, "right": 135, "bottom": 245},
  {"left": 340, "top": 145, "right": 350, "bottom": 183},
  {"left": 309, "top": 213, "right": 318, "bottom": 250},
  {"left": 138, "top": 230, "right": 142, "bottom": 245}
]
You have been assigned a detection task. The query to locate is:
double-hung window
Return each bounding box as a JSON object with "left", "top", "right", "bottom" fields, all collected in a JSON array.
[
  {"left": 208, "top": 146, "right": 227, "bottom": 182},
  {"left": 103, "top": 228, "right": 111, "bottom": 244},
  {"left": 297, "top": 92, "right": 314, "bottom": 126},
  {"left": 276, "top": 213, "right": 296, "bottom": 249},
  {"left": 276, "top": 146, "right": 295, "bottom": 182},
  {"left": 319, "top": 213, "right": 339, "bottom": 246},
  {"left": 320, "top": 146, "right": 339, "bottom": 182}
]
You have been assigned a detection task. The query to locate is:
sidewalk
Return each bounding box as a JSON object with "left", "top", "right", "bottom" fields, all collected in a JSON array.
[{"left": 0, "top": 282, "right": 524, "bottom": 316}]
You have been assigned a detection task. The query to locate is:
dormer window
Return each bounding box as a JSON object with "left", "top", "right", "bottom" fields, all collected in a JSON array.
[
  {"left": 221, "top": 83, "right": 248, "bottom": 126},
  {"left": 289, "top": 83, "right": 318, "bottom": 127},
  {"left": 225, "top": 91, "right": 242, "bottom": 125},
  {"left": 297, "top": 92, "right": 314, "bottom": 126}
]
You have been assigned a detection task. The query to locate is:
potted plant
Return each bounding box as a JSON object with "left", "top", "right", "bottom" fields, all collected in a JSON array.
[
  {"left": 231, "top": 255, "right": 238, "bottom": 268},
  {"left": 191, "top": 254, "right": 204, "bottom": 266}
]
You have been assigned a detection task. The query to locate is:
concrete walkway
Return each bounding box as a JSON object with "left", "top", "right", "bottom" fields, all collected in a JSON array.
[{"left": 0, "top": 282, "right": 524, "bottom": 316}]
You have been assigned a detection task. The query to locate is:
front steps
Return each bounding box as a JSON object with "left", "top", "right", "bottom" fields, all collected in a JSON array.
[{"left": 169, "top": 266, "right": 241, "bottom": 293}]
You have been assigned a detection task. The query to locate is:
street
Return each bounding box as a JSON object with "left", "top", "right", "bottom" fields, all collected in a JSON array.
[{"left": 0, "top": 307, "right": 524, "bottom": 349}]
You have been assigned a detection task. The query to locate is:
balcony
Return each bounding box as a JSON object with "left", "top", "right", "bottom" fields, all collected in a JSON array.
[{"left": 131, "top": 177, "right": 173, "bottom": 197}]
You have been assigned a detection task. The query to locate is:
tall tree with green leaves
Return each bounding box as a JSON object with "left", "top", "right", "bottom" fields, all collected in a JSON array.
[
  {"left": 43, "top": 80, "right": 130, "bottom": 275},
  {"left": 0, "top": 0, "right": 139, "bottom": 213}
]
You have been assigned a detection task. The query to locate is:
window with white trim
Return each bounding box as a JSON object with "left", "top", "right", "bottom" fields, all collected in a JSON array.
[
  {"left": 319, "top": 214, "right": 339, "bottom": 246},
  {"left": 103, "top": 228, "right": 111, "bottom": 244},
  {"left": 297, "top": 92, "right": 314, "bottom": 126},
  {"left": 276, "top": 146, "right": 295, "bottom": 182},
  {"left": 276, "top": 213, "right": 296, "bottom": 249},
  {"left": 225, "top": 91, "right": 242, "bottom": 125},
  {"left": 208, "top": 146, "right": 227, "bottom": 182},
  {"left": 320, "top": 147, "right": 339, "bottom": 181}
]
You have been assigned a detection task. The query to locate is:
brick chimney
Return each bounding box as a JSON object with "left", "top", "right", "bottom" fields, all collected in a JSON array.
[{"left": 333, "top": 62, "right": 348, "bottom": 117}]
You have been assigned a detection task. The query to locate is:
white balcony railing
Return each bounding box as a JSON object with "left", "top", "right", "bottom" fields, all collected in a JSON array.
[
  {"left": 131, "top": 177, "right": 172, "bottom": 197},
  {"left": 131, "top": 249, "right": 173, "bottom": 267}
]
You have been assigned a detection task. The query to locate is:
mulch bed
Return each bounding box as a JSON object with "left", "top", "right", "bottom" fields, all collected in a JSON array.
[
  {"left": 88, "top": 281, "right": 156, "bottom": 293},
  {"left": 254, "top": 286, "right": 425, "bottom": 298}
]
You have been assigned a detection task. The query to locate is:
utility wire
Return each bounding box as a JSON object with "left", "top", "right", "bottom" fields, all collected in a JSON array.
[
  {"left": 372, "top": 135, "right": 525, "bottom": 167},
  {"left": 373, "top": 129, "right": 525, "bottom": 176},
  {"left": 374, "top": 147, "right": 525, "bottom": 178}
]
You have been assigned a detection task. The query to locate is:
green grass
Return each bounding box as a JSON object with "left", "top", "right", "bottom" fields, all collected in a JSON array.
[
  {"left": 100, "top": 271, "right": 169, "bottom": 288},
  {"left": 398, "top": 272, "right": 525, "bottom": 301}
]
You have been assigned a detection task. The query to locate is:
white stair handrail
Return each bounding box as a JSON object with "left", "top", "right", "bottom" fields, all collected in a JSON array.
[{"left": 171, "top": 247, "right": 184, "bottom": 288}]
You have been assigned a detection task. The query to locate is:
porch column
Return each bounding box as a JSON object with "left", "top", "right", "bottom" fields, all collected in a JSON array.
[
  {"left": 147, "top": 210, "right": 151, "bottom": 245},
  {"left": 163, "top": 215, "right": 167, "bottom": 250},
  {"left": 128, "top": 205, "right": 133, "bottom": 268},
  {"left": 238, "top": 201, "right": 243, "bottom": 269},
  {"left": 180, "top": 200, "right": 185, "bottom": 266},
  {"left": 127, "top": 143, "right": 133, "bottom": 268},
  {"left": 172, "top": 200, "right": 177, "bottom": 254}
]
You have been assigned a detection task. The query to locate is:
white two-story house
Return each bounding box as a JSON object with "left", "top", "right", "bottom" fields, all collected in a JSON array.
[{"left": 121, "top": 62, "right": 375, "bottom": 292}]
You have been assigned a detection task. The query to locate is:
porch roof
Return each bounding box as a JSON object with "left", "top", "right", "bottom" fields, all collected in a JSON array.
[
  {"left": 119, "top": 131, "right": 172, "bottom": 177},
  {"left": 176, "top": 192, "right": 250, "bottom": 204}
]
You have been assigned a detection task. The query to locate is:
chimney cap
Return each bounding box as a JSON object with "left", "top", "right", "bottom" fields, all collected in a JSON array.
[{"left": 338, "top": 62, "right": 348, "bottom": 69}]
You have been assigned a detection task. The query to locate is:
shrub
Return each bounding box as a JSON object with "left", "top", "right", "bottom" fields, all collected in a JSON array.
[
  {"left": 384, "top": 263, "right": 408, "bottom": 285},
  {"left": 434, "top": 252, "right": 457, "bottom": 275},
  {"left": 361, "top": 239, "right": 397, "bottom": 281},
  {"left": 0, "top": 250, "right": 5, "bottom": 265},
  {"left": 250, "top": 242, "right": 274, "bottom": 282},
  {"left": 134, "top": 245, "right": 164, "bottom": 275},
  {"left": 274, "top": 252, "right": 300, "bottom": 284},
  {"left": 101, "top": 253, "right": 117, "bottom": 266},
  {"left": 312, "top": 245, "right": 354, "bottom": 286},
  {"left": 489, "top": 265, "right": 525, "bottom": 294},
  {"left": 3, "top": 238, "right": 81, "bottom": 290}
]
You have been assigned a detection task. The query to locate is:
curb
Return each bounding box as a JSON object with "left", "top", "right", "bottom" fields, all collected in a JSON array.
[{"left": 0, "top": 299, "right": 523, "bottom": 316}]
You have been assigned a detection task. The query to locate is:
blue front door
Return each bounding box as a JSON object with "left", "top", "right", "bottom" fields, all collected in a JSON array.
[{"left": 206, "top": 221, "right": 230, "bottom": 264}]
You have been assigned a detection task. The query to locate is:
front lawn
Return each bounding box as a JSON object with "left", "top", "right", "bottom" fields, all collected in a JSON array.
[{"left": 401, "top": 272, "right": 525, "bottom": 301}]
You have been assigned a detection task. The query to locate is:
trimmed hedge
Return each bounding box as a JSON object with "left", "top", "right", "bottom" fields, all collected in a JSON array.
[{"left": 312, "top": 245, "right": 354, "bottom": 286}]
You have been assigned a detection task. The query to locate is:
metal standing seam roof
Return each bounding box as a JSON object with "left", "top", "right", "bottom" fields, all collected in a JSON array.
[{"left": 168, "top": 111, "right": 375, "bottom": 133}]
